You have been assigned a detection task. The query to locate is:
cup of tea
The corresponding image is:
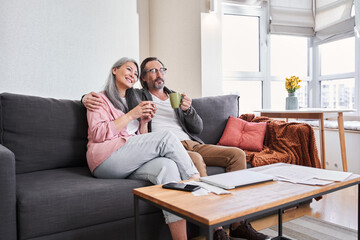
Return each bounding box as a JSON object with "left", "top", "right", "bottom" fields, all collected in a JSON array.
[{"left": 169, "top": 92, "right": 183, "bottom": 108}]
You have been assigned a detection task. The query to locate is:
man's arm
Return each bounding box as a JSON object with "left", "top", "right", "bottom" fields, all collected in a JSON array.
[
  {"left": 182, "top": 105, "right": 203, "bottom": 134},
  {"left": 81, "top": 92, "right": 103, "bottom": 111}
]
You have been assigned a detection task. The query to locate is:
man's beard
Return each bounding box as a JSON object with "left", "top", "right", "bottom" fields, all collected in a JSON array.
[{"left": 152, "top": 77, "right": 165, "bottom": 89}]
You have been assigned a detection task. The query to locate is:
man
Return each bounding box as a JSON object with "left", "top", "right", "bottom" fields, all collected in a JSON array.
[
  {"left": 82, "top": 57, "right": 270, "bottom": 240},
  {"left": 139, "top": 57, "right": 248, "bottom": 177}
]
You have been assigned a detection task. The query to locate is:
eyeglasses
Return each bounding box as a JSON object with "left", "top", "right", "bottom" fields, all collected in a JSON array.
[{"left": 145, "top": 68, "right": 167, "bottom": 75}]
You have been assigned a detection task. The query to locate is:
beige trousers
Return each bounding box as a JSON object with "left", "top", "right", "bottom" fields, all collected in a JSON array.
[{"left": 181, "top": 140, "right": 247, "bottom": 177}]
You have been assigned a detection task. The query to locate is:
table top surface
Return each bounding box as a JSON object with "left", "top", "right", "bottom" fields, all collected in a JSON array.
[
  {"left": 133, "top": 164, "right": 360, "bottom": 226},
  {"left": 255, "top": 108, "right": 355, "bottom": 114}
]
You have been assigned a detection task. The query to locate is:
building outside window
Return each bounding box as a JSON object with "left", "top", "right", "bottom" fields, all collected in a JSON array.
[{"left": 319, "top": 37, "right": 355, "bottom": 109}]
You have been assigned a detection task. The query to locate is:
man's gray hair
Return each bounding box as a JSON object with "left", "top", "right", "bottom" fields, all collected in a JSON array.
[{"left": 104, "top": 57, "right": 140, "bottom": 113}]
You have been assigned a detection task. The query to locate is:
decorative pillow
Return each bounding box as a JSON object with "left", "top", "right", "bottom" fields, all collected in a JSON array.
[{"left": 218, "top": 116, "right": 267, "bottom": 152}]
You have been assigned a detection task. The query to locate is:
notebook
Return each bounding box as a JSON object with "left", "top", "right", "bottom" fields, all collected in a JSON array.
[{"left": 200, "top": 170, "right": 276, "bottom": 189}]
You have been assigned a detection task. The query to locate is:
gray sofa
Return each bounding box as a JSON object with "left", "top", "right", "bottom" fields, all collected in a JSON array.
[{"left": 0, "top": 92, "right": 240, "bottom": 240}]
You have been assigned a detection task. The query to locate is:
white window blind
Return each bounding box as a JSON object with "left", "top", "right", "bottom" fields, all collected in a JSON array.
[
  {"left": 270, "top": 0, "right": 314, "bottom": 36},
  {"left": 222, "top": 0, "right": 267, "bottom": 7},
  {"left": 315, "top": 0, "right": 355, "bottom": 40},
  {"left": 269, "top": 0, "right": 355, "bottom": 39},
  {"left": 356, "top": 1, "right": 360, "bottom": 36}
]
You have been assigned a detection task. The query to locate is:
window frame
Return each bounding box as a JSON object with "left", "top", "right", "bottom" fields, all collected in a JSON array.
[
  {"left": 222, "top": 3, "right": 268, "bottom": 109},
  {"left": 221, "top": 2, "right": 360, "bottom": 116},
  {"left": 311, "top": 35, "right": 358, "bottom": 114},
  {"left": 268, "top": 35, "right": 312, "bottom": 109}
]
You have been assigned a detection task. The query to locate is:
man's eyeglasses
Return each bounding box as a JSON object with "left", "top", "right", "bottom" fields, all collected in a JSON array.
[{"left": 145, "top": 68, "right": 167, "bottom": 75}]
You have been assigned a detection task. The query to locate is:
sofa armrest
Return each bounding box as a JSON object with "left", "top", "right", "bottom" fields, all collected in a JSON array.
[{"left": 0, "top": 144, "right": 17, "bottom": 240}]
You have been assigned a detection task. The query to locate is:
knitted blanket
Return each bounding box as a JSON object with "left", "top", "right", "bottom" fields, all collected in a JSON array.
[{"left": 239, "top": 114, "right": 321, "bottom": 168}]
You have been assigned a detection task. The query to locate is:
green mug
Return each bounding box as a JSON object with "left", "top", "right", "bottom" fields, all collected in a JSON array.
[{"left": 169, "top": 92, "right": 183, "bottom": 108}]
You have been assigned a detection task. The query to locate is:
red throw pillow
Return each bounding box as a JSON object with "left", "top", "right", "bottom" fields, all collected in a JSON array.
[{"left": 218, "top": 116, "right": 267, "bottom": 152}]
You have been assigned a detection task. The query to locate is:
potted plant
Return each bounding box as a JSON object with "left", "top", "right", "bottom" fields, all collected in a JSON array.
[{"left": 285, "top": 76, "right": 302, "bottom": 110}]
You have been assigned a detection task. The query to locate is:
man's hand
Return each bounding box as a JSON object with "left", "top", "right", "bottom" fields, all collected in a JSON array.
[
  {"left": 82, "top": 92, "right": 103, "bottom": 111},
  {"left": 180, "top": 93, "right": 191, "bottom": 112}
]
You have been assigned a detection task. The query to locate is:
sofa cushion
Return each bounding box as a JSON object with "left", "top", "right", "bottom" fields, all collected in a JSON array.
[
  {"left": 17, "top": 166, "right": 224, "bottom": 239},
  {"left": 16, "top": 167, "right": 159, "bottom": 239},
  {"left": 192, "top": 95, "right": 239, "bottom": 144},
  {"left": 0, "top": 93, "right": 88, "bottom": 173},
  {"left": 218, "top": 116, "right": 267, "bottom": 152}
]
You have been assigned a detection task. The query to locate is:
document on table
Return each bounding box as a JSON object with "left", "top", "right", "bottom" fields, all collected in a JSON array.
[
  {"left": 187, "top": 181, "right": 231, "bottom": 196},
  {"left": 257, "top": 164, "right": 352, "bottom": 185}
]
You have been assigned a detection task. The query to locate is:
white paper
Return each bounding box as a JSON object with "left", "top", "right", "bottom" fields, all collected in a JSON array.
[
  {"left": 192, "top": 188, "right": 209, "bottom": 196},
  {"left": 188, "top": 181, "right": 231, "bottom": 195},
  {"left": 257, "top": 164, "right": 352, "bottom": 185},
  {"left": 275, "top": 176, "right": 333, "bottom": 185}
]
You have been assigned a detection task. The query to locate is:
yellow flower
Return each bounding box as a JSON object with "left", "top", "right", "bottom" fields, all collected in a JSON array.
[{"left": 285, "top": 76, "right": 302, "bottom": 93}]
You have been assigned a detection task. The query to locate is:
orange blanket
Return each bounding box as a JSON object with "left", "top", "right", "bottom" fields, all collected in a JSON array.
[{"left": 239, "top": 114, "right": 321, "bottom": 168}]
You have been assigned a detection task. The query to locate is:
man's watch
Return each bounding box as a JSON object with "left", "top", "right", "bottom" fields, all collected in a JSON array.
[{"left": 183, "top": 107, "right": 191, "bottom": 115}]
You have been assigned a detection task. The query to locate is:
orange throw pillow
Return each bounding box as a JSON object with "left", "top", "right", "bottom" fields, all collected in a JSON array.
[{"left": 218, "top": 116, "right": 267, "bottom": 152}]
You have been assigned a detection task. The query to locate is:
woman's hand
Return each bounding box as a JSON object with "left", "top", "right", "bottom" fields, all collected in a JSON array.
[
  {"left": 128, "top": 101, "right": 156, "bottom": 122},
  {"left": 82, "top": 92, "right": 103, "bottom": 111}
]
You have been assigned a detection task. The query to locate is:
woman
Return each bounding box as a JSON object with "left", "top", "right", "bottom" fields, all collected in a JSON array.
[{"left": 86, "top": 57, "right": 200, "bottom": 240}]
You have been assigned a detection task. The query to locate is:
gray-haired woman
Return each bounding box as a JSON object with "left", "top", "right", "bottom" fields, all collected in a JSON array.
[{"left": 86, "top": 57, "right": 200, "bottom": 240}]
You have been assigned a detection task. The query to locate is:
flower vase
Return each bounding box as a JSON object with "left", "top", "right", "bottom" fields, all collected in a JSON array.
[{"left": 286, "top": 92, "right": 298, "bottom": 110}]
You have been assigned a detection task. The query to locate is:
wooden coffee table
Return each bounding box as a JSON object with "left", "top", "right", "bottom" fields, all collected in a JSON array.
[{"left": 133, "top": 164, "right": 359, "bottom": 240}]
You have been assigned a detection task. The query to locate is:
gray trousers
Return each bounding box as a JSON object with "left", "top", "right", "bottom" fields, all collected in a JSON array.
[{"left": 93, "top": 131, "right": 199, "bottom": 223}]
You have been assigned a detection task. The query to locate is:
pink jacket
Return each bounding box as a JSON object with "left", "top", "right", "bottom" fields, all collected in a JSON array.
[{"left": 86, "top": 92, "right": 136, "bottom": 173}]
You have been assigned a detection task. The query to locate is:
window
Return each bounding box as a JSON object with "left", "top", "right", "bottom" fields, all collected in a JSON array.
[
  {"left": 223, "top": 81, "right": 262, "bottom": 113},
  {"left": 222, "top": 4, "right": 266, "bottom": 113},
  {"left": 222, "top": 15, "right": 259, "bottom": 72},
  {"left": 320, "top": 37, "right": 355, "bottom": 75},
  {"left": 270, "top": 35, "right": 309, "bottom": 109},
  {"left": 221, "top": 2, "right": 358, "bottom": 115},
  {"left": 319, "top": 37, "right": 355, "bottom": 109},
  {"left": 270, "top": 35, "right": 308, "bottom": 76}
]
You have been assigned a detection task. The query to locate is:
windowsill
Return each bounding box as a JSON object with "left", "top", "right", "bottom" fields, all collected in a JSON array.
[{"left": 291, "top": 119, "right": 360, "bottom": 132}]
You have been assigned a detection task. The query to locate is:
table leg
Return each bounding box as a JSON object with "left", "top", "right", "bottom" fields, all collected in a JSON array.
[
  {"left": 319, "top": 114, "right": 326, "bottom": 169},
  {"left": 272, "top": 209, "right": 292, "bottom": 240},
  {"left": 206, "top": 226, "right": 213, "bottom": 240},
  {"left": 134, "top": 196, "right": 140, "bottom": 240},
  {"left": 278, "top": 209, "right": 283, "bottom": 236},
  {"left": 337, "top": 112, "right": 348, "bottom": 172}
]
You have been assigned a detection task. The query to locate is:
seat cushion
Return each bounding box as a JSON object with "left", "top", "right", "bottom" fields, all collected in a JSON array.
[{"left": 16, "top": 167, "right": 158, "bottom": 239}]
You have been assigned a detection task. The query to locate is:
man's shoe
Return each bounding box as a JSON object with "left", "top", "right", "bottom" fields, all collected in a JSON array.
[
  {"left": 229, "top": 221, "right": 271, "bottom": 240},
  {"left": 214, "top": 228, "right": 230, "bottom": 240}
]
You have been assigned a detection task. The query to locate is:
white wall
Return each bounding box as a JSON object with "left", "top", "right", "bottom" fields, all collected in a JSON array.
[
  {"left": 201, "top": 0, "right": 223, "bottom": 97},
  {"left": 147, "top": 0, "right": 204, "bottom": 98},
  {"left": 313, "top": 129, "right": 360, "bottom": 174},
  {"left": 138, "top": 0, "right": 150, "bottom": 61},
  {"left": 0, "top": 0, "right": 139, "bottom": 100}
]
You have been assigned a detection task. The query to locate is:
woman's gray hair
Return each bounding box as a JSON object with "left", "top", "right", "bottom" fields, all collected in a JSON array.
[{"left": 104, "top": 57, "right": 141, "bottom": 113}]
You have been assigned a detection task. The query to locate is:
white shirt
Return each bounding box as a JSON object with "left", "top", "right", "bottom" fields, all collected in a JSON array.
[
  {"left": 120, "top": 97, "right": 139, "bottom": 135},
  {"left": 151, "top": 94, "right": 191, "bottom": 141}
]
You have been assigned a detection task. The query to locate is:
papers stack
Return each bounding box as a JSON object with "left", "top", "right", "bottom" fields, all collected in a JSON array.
[
  {"left": 187, "top": 181, "right": 231, "bottom": 196},
  {"left": 256, "top": 163, "right": 352, "bottom": 186}
]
